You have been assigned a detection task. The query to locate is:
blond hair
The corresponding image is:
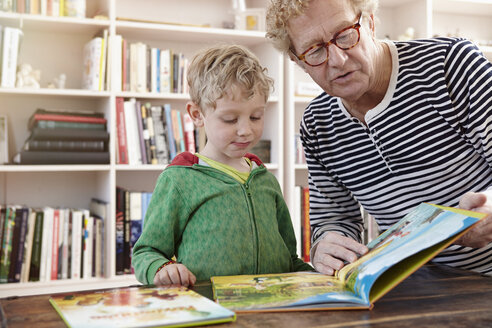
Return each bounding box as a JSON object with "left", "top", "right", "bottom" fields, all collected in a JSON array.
[
  {"left": 187, "top": 44, "right": 274, "bottom": 109},
  {"left": 266, "top": 0, "right": 379, "bottom": 54}
]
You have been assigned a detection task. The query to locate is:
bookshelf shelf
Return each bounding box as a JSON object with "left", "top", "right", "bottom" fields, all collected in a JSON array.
[{"left": 0, "top": 0, "right": 284, "bottom": 298}]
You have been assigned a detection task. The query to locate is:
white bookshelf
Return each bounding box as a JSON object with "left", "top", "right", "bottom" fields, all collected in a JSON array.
[
  {"left": 283, "top": 0, "right": 492, "bottom": 235},
  {"left": 0, "top": 0, "right": 283, "bottom": 297}
]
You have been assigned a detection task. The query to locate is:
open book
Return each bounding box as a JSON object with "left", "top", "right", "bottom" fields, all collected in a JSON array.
[
  {"left": 49, "top": 285, "right": 236, "bottom": 327},
  {"left": 211, "top": 203, "right": 486, "bottom": 312}
]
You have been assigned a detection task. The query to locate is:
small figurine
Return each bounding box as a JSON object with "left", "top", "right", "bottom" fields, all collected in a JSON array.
[
  {"left": 15, "top": 63, "right": 41, "bottom": 89},
  {"left": 48, "top": 73, "right": 67, "bottom": 89}
]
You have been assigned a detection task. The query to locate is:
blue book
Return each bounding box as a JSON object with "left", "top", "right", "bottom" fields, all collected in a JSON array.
[{"left": 163, "top": 104, "right": 177, "bottom": 160}]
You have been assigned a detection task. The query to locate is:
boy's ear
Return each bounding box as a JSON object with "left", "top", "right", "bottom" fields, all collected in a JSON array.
[{"left": 186, "top": 101, "right": 204, "bottom": 127}]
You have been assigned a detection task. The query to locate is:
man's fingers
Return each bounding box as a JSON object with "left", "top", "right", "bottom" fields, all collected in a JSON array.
[{"left": 460, "top": 192, "right": 487, "bottom": 210}]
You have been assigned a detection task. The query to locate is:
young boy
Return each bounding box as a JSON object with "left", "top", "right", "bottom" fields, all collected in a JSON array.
[{"left": 132, "top": 44, "right": 313, "bottom": 287}]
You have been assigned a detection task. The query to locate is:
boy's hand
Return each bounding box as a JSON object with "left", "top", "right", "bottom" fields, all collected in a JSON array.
[{"left": 153, "top": 263, "right": 197, "bottom": 287}]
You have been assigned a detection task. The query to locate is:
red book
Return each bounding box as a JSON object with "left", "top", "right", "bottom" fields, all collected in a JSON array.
[
  {"left": 183, "top": 113, "right": 196, "bottom": 153},
  {"left": 29, "top": 113, "right": 107, "bottom": 130},
  {"left": 51, "top": 209, "right": 60, "bottom": 281},
  {"left": 116, "top": 97, "right": 129, "bottom": 164},
  {"left": 301, "top": 187, "right": 311, "bottom": 262}
]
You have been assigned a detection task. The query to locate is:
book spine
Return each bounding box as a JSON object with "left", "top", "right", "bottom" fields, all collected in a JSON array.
[
  {"left": 135, "top": 100, "right": 148, "bottom": 164},
  {"left": 129, "top": 191, "right": 143, "bottom": 273},
  {"left": 7, "top": 208, "right": 21, "bottom": 282},
  {"left": 159, "top": 49, "right": 171, "bottom": 93},
  {"left": 301, "top": 187, "right": 311, "bottom": 262},
  {"left": 164, "top": 104, "right": 177, "bottom": 160},
  {"left": 34, "top": 120, "right": 106, "bottom": 130},
  {"left": 50, "top": 209, "right": 60, "bottom": 281},
  {"left": 0, "top": 208, "right": 15, "bottom": 282},
  {"left": 61, "top": 209, "right": 70, "bottom": 279},
  {"left": 115, "top": 187, "right": 125, "bottom": 275},
  {"left": 19, "top": 151, "right": 110, "bottom": 165},
  {"left": 140, "top": 103, "right": 154, "bottom": 164},
  {"left": 29, "top": 210, "right": 44, "bottom": 282},
  {"left": 82, "top": 211, "right": 93, "bottom": 279},
  {"left": 115, "top": 97, "right": 128, "bottom": 164},
  {"left": 0, "top": 207, "right": 5, "bottom": 266},
  {"left": 20, "top": 209, "right": 35, "bottom": 282},
  {"left": 14, "top": 208, "right": 29, "bottom": 282},
  {"left": 150, "top": 106, "right": 169, "bottom": 164},
  {"left": 24, "top": 140, "right": 105, "bottom": 152},
  {"left": 30, "top": 127, "right": 110, "bottom": 141},
  {"left": 31, "top": 113, "right": 107, "bottom": 125},
  {"left": 123, "top": 190, "right": 131, "bottom": 274},
  {"left": 143, "top": 104, "right": 158, "bottom": 164},
  {"left": 183, "top": 113, "right": 195, "bottom": 153},
  {"left": 70, "top": 210, "right": 82, "bottom": 279},
  {"left": 82, "top": 37, "right": 102, "bottom": 91}
]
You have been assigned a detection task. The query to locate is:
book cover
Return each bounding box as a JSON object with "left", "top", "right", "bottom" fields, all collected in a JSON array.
[
  {"left": 123, "top": 98, "right": 142, "bottom": 165},
  {"left": 49, "top": 286, "right": 236, "bottom": 328},
  {"left": 16, "top": 150, "right": 110, "bottom": 165},
  {"left": 51, "top": 208, "right": 60, "bottom": 281},
  {"left": 82, "top": 210, "right": 93, "bottom": 279},
  {"left": 159, "top": 49, "right": 172, "bottom": 93},
  {"left": 32, "top": 120, "right": 106, "bottom": 131},
  {"left": 82, "top": 36, "right": 103, "bottom": 91},
  {"left": 212, "top": 203, "right": 487, "bottom": 312},
  {"left": 9, "top": 206, "right": 29, "bottom": 283}
]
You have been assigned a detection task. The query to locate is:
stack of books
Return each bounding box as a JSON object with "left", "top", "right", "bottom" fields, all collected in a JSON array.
[{"left": 15, "top": 109, "right": 110, "bottom": 164}]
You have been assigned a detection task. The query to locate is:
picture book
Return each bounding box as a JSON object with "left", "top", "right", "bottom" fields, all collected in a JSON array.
[
  {"left": 49, "top": 286, "right": 236, "bottom": 328},
  {"left": 211, "top": 203, "right": 487, "bottom": 312}
]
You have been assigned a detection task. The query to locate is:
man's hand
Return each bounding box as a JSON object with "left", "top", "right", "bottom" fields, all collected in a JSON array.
[
  {"left": 153, "top": 263, "right": 197, "bottom": 287},
  {"left": 312, "top": 232, "right": 368, "bottom": 275},
  {"left": 456, "top": 191, "right": 492, "bottom": 248}
]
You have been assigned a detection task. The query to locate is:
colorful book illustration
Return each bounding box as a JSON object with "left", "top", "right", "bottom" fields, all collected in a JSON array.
[
  {"left": 49, "top": 286, "right": 236, "bottom": 328},
  {"left": 212, "top": 203, "right": 486, "bottom": 312}
]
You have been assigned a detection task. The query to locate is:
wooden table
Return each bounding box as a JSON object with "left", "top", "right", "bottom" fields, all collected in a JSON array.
[{"left": 1, "top": 264, "right": 491, "bottom": 328}]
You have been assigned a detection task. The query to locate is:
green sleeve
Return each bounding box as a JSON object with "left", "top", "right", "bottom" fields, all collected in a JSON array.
[
  {"left": 276, "top": 191, "right": 314, "bottom": 272},
  {"left": 132, "top": 171, "right": 191, "bottom": 284}
]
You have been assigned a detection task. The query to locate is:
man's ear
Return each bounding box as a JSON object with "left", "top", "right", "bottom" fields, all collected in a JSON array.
[
  {"left": 369, "top": 14, "right": 376, "bottom": 37},
  {"left": 186, "top": 101, "right": 204, "bottom": 127}
]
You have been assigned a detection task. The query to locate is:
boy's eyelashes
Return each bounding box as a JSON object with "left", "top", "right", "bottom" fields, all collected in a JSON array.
[{"left": 221, "top": 116, "right": 263, "bottom": 124}]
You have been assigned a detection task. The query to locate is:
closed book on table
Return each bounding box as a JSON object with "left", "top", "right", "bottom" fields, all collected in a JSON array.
[
  {"left": 29, "top": 127, "right": 109, "bottom": 142},
  {"left": 16, "top": 151, "right": 109, "bottom": 164}
]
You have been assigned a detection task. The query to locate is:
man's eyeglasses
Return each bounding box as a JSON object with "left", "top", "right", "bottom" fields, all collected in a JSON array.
[{"left": 293, "top": 13, "right": 362, "bottom": 67}]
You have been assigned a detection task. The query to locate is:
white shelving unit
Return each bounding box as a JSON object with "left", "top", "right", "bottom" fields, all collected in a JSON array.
[
  {"left": 283, "top": 0, "right": 492, "bottom": 224},
  {"left": 0, "top": 0, "right": 283, "bottom": 297}
]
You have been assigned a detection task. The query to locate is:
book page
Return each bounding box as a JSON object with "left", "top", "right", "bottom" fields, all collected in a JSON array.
[
  {"left": 336, "top": 203, "right": 485, "bottom": 304},
  {"left": 212, "top": 272, "right": 369, "bottom": 312}
]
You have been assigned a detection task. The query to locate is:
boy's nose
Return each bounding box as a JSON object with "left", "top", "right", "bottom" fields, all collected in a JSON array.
[{"left": 237, "top": 122, "right": 253, "bottom": 136}]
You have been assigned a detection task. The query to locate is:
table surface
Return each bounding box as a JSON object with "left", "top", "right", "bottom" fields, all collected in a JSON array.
[{"left": 1, "top": 264, "right": 492, "bottom": 328}]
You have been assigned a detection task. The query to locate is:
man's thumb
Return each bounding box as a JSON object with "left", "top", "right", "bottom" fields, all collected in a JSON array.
[{"left": 459, "top": 192, "right": 487, "bottom": 210}]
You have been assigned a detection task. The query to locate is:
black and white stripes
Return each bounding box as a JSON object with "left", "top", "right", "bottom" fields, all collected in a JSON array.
[{"left": 301, "top": 37, "right": 492, "bottom": 275}]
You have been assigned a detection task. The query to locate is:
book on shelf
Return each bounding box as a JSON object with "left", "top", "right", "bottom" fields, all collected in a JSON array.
[
  {"left": 1, "top": 26, "right": 23, "bottom": 88},
  {"left": 211, "top": 203, "right": 487, "bottom": 312},
  {"left": 81, "top": 210, "right": 93, "bottom": 279},
  {"left": 123, "top": 190, "right": 131, "bottom": 274},
  {"left": 292, "top": 186, "right": 302, "bottom": 258},
  {"left": 20, "top": 210, "right": 37, "bottom": 282},
  {"left": 14, "top": 150, "right": 110, "bottom": 164},
  {"left": 28, "top": 112, "right": 107, "bottom": 130},
  {"left": 150, "top": 105, "right": 170, "bottom": 164},
  {"left": 90, "top": 198, "right": 108, "bottom": 278},
  {"left": 115, "top": 187, "right": 125, "bottom": 275},
  {"left": 0, "top": 115, "right": 8, "bottom": 164},
  {"left": 159, "top": 48, "right": 172, "bottom": 93},
  {"left": 28, "top": 127, "right": 110, "bottom": 142},
  {"left": 123, "top": 98, "right": 142, "bottom": 165},
  {"left": 0, "top": 206, "right": 15, "bottom": 282},
  {"left": 163, "top": 104, "right": 177, "bottom": 160},
  {"left": 82, "top": 36, "right": 104, "bottom": 91},
  {"left": 70, "top": 209, "right": 83, "bottom": 280},
  {"left": 171, "top": 109, "right": 185, "bottom": 154},
  {"left": 134, "top": 100, "right": 148, "bottom": 164},
  {"left": 49, "top": 286, "right": 236, "bottom": 328},
  {"left": 115, "top": 97, "right": 128, "bottom": 164},
  {"left": 142, "top": 103, "right": 158, "bottom": 164},
  {"left": 183, "top": 113, "right": 196, "bottom": 153},
  {"left": 23, "top": 140, "right": 106, "bottom": 152},
  {"left": 301, "top": 186, "right": 311, "bottom": 262}
]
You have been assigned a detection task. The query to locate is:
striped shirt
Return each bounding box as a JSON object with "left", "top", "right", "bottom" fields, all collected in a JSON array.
[{"left": 301, "top": 37, "right": 492, "bottom": 275}]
